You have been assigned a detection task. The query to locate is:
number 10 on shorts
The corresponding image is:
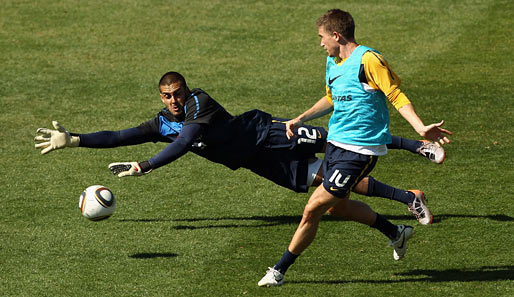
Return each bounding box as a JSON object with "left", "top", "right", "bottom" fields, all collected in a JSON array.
[{"left": 328, "top": 169, "right": 351, "bottom": 187}]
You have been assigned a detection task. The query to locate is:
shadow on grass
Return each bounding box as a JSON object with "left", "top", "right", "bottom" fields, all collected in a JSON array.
[
  {"left": 432, "top": 214, "right": 514, "bottom": 223},
  {"left": 129, "top": 253, "right": 178, "bottom": 259},
  {"left": 384, "top": 214, "right": 514, "bottom": 223},
  {"left": 288, "top": 265, "right": 514, "bottom": 284},
  {"left": 118, "top": 215, "right": 302, "bottom": 230},
  {"left": 117, "top": 213, "right": 513, "bottom": 230}
]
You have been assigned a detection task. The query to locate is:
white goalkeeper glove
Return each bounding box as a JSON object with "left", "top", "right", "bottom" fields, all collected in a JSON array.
[
  {"left": 109, "top": 162, "right": 152, "bottom": 177},
  {"left": 34, "top": 121, "right": 80, "bottom": 154}
]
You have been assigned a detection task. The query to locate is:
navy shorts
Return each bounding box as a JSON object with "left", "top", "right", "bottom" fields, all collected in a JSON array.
[
  {"left": 263, "top": 117, "right": 327, "bottom": 155},
  {"left": 322, "top": 143, "right": 378, "bottom": 198},
  {"left": 243, "top": 118, "right": 327, "bottom": 193},
  {"left": 245, "top": 148, "right": 311, "bottom": 193}
]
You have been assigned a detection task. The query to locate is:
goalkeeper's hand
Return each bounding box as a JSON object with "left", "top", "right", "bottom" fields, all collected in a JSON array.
[
  {"left": 109, "top": 162, "right": 150, "bottom": 177},
  {"left": 34, "top": 121, "right": 80, "bottom": 154}
]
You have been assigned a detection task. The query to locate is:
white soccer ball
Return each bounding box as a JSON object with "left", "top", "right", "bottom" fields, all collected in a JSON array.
[{"left": 79, "top": 185, "right": 116, "bottom": 221}]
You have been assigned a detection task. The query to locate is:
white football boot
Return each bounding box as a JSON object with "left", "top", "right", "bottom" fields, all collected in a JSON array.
[
  {"left": 418, "top": 140, "right": 446, "bottom": 164},
  {"left": 389, "top": 225, "right": 414, "bottom": 260},
  {"left": 258, "top": 267, "right": 284, "bottom": 287},
  {"left": 408, "top": 190, "right": 434, "bottom": 225}
]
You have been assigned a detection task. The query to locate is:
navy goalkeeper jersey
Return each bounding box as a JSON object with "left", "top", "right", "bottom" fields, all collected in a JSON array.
[{"left": 138, "top": 89, "right": 272, "bottom": 170}]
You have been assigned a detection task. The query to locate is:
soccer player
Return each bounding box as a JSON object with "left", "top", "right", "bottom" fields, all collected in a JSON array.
[
  {"left": 257, "top": 9, "right": 452, "bottom": 287},
  {"left": 34, "top": 72, "right": 442, "bottom": 223}
]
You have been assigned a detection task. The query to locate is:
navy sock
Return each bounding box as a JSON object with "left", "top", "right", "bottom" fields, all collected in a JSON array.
[
  {"left": 387, "top": 135, "right": 423, "bottom": 154},
  {"left": 371, "top": 213, "right": 399, "bottom": 240},
  {"left": 274, "top": 249, "right": 299, "bottom": 274},
  {"left": 367, "top": 176, "right": 415, "bottom": 205}
]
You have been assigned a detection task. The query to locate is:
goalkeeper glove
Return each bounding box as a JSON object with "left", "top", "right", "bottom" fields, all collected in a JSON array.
[
  {"left": 109, "top": 161, "right": 152, "bottom": 177},
  {"left": 34, "top": 121, "right": 80, "bottom": 154}
]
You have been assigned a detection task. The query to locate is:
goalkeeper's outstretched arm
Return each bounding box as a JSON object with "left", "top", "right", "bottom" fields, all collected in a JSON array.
[
  {"left": 34, "top": 121, "right": 155, "bottom": 154},
  {"left": 109, "top": 123, "right": 204, "bottom": 177}
]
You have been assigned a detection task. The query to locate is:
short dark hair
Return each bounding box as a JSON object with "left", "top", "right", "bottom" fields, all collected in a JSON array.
[
  {"left": 316, "top": 9, "right": 355, "bottom": 40},
  {"left": 158, "top": 71, "right": 187, "bottom": 91}
]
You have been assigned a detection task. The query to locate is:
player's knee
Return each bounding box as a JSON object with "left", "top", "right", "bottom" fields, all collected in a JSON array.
[
  {"left": 302, "top": 202, "right": 324, "bottom": 221},
  {"left": 350, "top": 177, "right": 368, "bottom": 195},
  {"left": 327, "top": 206, "right": 343, "bottom": 217},
  {"left": 326, "top": 195, "right": 350, "bottom": 217},
  {"left": 327, "top": 203, "right": 349, "bottom": 218}
]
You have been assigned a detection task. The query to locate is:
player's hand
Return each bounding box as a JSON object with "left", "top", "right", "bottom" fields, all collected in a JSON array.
[
  {"left": 34, "top": 121, "right": 80, "bottom": 154},
  {"left": 285, "top": 118, "right": 303, "bottom": 140},
  {"left": 419, "top": 120, "right": 452, "bottom": 146},
  {"left": 108, "top": 162, "right": 144, "bottom": 177}
]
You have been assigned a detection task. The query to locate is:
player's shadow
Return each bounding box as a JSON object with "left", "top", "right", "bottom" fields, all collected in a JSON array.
[
  {"left": 384, "top": 214, "right": 514, "bottom": 224},
  {"left": 118, "top": 215, "right": 302, "bottom": 229},
  {"left": 118, "top": 213, "right": 513, "bottom": 230},
  {"left": 174, "top": 215, "right": 303, "bottom": 230},
  {"left": 288, "top": 265, "right": 514, "bottom": 284},
  {"left": 129, "top": 252, "right": 178, "bottom": 259}
]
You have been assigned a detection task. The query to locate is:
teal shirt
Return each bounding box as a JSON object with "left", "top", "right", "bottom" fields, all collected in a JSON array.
[{"left": 326, "top": 45, "right": 391, "bottom": 146}]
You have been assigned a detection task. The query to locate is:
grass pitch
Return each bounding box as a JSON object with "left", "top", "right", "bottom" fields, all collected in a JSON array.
[{"left": 1, "top": 0, "right": 513, "bottom": 296}]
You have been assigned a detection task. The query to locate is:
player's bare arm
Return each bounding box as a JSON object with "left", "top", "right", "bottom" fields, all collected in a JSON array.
[
  {"left": 285, "top": 96, "right": 333, "bottom": 139},
  {"left": 397, "top": 103, "right": 452, "bottom": 145}
]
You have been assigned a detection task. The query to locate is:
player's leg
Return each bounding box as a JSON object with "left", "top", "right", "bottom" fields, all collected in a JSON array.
[
  {"left": 310, "top": 162, "right": 379, "bottom": 225},
  {"left": 312, "top": 162, "right": 417, "bottom": 206},
  {"left": 353, "top": 176, "right": 433, "bottom": 225},
  {"left": 259, "top": 190, "right": 413, "bottom": 286},
  {"left": 318, "top": 145, "right": 415, "bottom": 245},
  {"left": 353, "top": 177, "right": 413, "bottom": 205},
  {"left": 306, "top": 157, "right": 323, "bottom": 187},
  {"left": 326, "top": 197, "right": 375, "bottom": 224},
  {"left": 260, "top": 146, "right": 374, "bottom": 286},
  {"left": 323, "top": 192, "right": 414, "bottom": 260},
  {"left": 259, "top": 145, "right": 414, "bottom": 286},
  {"left": 308, "top": 158, "right": 433, "bottom": 225},
  {"left": 288, "top": 186, "right": 414, "bottom": 266},
  {"left": 258, "top": 185, "right": 338, "bottom": 287},
  {"left": 289, "top": 186, "right": 341, "bottom": 254},
  {"left": 388, "top": 135, "right": 446, "bottom": 164}
]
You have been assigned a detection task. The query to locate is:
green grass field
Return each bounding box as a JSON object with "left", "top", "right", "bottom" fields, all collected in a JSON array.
[{"left": 1, "top": 0, "right": 513, "bottom": 296}]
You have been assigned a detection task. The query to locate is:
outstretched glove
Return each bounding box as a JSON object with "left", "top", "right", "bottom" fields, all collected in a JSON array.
[
  {"left": 34, "top": 121, "right": 80, "bottom": 154},
  {"left": 109, "top": 162, "right": 152, "bottom": 177}
]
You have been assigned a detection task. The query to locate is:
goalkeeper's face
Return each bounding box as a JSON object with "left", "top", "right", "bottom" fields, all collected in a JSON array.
[{"left": 160, "top": 82, "right": 189, "bottom": 117}]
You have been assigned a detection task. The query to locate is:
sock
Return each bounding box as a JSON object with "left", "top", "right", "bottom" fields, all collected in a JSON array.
[
  {"left": 371, "top": 213, "right": 399, "bottom": 240},
  {"left": 367, "top": 176, "right": 415, "bottom": 205},
  {"left": 274, "top": 249, "right": 299, "bottom": 274},
  {"left": 387, "top": 135, "right": 423, "bottom": 154}
]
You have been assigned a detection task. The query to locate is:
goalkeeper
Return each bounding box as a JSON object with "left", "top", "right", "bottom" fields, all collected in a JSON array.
[{"left": 35, "top": 71, "right": 444, "bottom": 225}]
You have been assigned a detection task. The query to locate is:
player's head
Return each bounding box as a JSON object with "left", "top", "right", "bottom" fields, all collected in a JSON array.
[
  {"left": 159, "top": 72, "right": 191, "bottom": 117},
  {"left": 316, "top": 9, "right": 355, "bottom": 57}
]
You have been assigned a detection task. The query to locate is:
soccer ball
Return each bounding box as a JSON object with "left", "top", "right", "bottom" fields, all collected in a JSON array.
[{"left": 79, "top": 185, "right": 116, "bottom": 221}]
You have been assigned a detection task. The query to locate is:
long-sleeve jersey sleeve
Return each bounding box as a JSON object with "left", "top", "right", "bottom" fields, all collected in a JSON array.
[
  {"left": 147, "top": 123, "right": 204, "bottom": 170},
  {"left": 325, "top": 51, "right": 411, "bottom": 110},
  {"left": 77, "top": 127, "right": 157, "bottom": 148}
]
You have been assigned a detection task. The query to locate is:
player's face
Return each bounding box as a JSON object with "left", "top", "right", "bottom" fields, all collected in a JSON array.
[
  {"left": 160, "top": 82, "right": 188, "bottom": 117},
  {"left": 318, "top": 26, "right": 339, "bottom": 57}
]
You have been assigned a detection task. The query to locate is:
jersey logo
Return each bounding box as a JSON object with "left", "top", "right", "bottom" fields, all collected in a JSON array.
[
  {"left": 332, "top": 94, "right": 352, "bottom": 102},
  {"left": 328, "top": 74, "right": 343, "bottom": 85}
]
